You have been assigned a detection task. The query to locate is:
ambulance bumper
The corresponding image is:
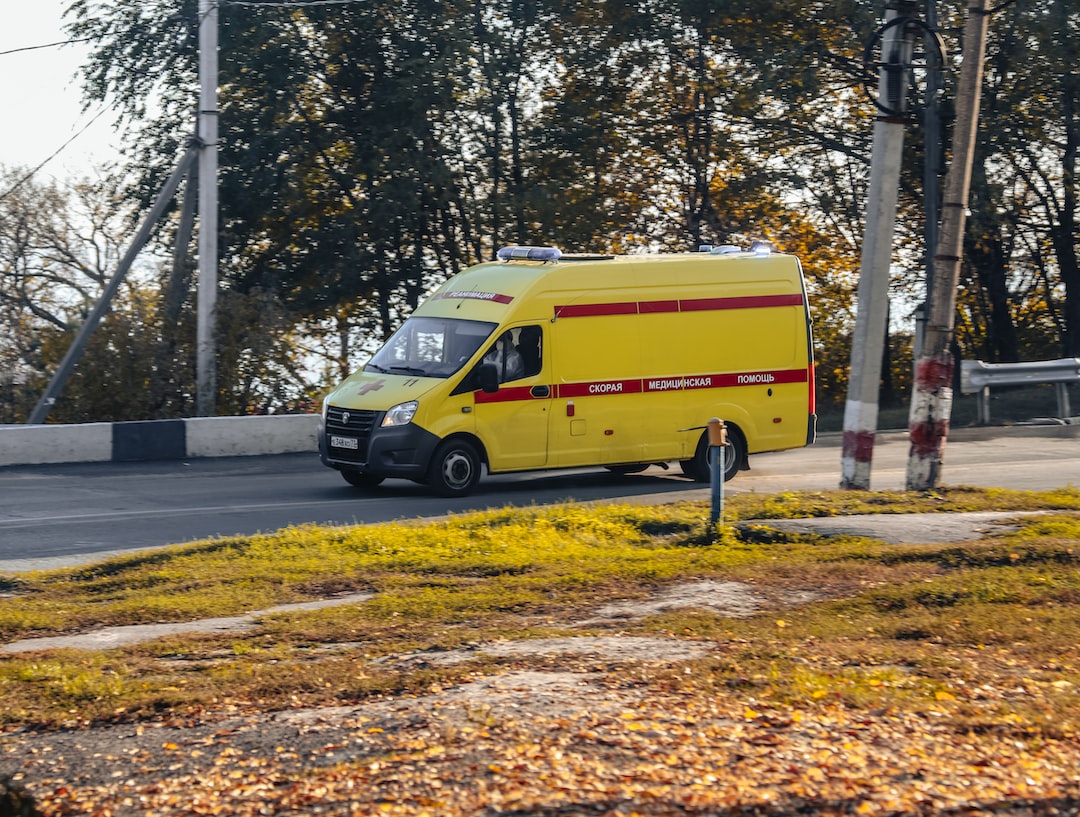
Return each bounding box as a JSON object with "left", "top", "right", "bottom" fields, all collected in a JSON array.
[{"left": 319, "top": 420, "right": 441, "bottom": 481}]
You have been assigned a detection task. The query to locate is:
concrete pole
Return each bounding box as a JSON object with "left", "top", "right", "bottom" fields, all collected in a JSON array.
[
  {"left": 916, "top": 0, "right": 942, "bottom": 362},
  {"left": 196, "top": 0, "right": 219, "bottom": 417},
  {"left": 26, "top": 147, "right": 200, "bottom": 425},
  {"left": 840, "top": 0, "right": 918, "bottom": 489},
  {"left": 923, "top": 0, "right": 941, "bottom": 324},
  {"left": 906, "top": 0, "right": 991, "bottom": 490}
]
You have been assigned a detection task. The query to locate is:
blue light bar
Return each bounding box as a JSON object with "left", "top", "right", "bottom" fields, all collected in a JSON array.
[
  {"left": 749, "top": 241, "right": 773, "bottom": 255},
  {"left": 497, "top": 246, "right": 562, "bottom": 262}
]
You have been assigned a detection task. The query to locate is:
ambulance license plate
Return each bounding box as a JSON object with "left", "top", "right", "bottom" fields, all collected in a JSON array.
[{"left": 330, "top": 435, "right": 359, "bottom": 450}]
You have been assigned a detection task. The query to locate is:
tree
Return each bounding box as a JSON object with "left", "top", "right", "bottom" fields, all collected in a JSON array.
[
  {"left": 990, "top": 0, "right": 1080, "bottom": 357},
  {"left": 72, "top": 0, "right": 481, "bottom": 370},
  {"left": 0, "top": 168, "right": 151, "bottom": 421},
  {"left": 58, "top": 0, "right": 1079, "bottom": 426}
]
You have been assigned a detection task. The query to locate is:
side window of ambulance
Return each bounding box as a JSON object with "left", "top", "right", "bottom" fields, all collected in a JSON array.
[
  {"left": 489, "top": 325, "right": 544, "bottom": 381},
  {"left": 482, "top": 330, "right": 525, "bottom": 383},
  {"left": 515, "top": 325, "right": 542, "bottom": 378},
  {"left": 456, "top": 325, "right": 543, "bottom": 394}
]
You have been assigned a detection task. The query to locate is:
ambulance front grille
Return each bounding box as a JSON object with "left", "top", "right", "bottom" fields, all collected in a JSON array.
[{"left": 325, "top": 406, "right": 378, "bottom": 464}]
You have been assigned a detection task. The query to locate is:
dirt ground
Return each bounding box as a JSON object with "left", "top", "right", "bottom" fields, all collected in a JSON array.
[{"left": 3, "top": 512, "right": 1078, "bottom": 816}]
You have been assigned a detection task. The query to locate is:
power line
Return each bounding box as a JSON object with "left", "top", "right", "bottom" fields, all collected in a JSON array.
[
  {"left": 0, "top": 37, "right": 107, "bottom": 196},
  {"left": 0, "top": 103, "right": 117, "bottom": 203},
  {"left": 0, "top": 0, "right": 351, "bottom": 199},
  {"left": 0, "top": 12, "right": 194, "bottom": 196},
  {"left": 0, "top": 38, "right": 93, "bottom": 57}
]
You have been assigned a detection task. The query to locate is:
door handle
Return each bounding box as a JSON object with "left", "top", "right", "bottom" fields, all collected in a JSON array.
[{"left": 531, "top": 385, "right": 550, "bottom": 398}]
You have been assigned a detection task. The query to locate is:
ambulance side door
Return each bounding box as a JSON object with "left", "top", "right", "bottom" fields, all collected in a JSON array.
[
  {"left": 546, "top": 309, "right": 646, "bottom": 468},
  {"left": 467, "top": 325, "right": 551, "bottom": 471}
]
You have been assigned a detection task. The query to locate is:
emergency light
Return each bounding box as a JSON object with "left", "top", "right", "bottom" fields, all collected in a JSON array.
[
  {"left": 700, "top": 244, "right": 764, "bottom": 255},
  {"left": 497, "top": 246, "right": 562, "bottom": 262}
]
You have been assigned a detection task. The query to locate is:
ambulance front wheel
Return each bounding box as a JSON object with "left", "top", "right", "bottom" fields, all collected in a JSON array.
[
  {"left": 428, "top": 438, "right": 482, "bottom": 497},
  {"left": 341, "top": 469, "right": 385, "bottom": 489},
  {"left": 680, "top": 426, "right": 745, "bottom": 483}
]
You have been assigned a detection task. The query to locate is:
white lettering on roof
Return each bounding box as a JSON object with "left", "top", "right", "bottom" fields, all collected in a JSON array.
[{"left": 433, "top": 290, "right": 513, "bottom": 304}]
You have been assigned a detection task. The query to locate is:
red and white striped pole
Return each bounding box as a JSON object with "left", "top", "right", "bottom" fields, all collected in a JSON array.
[
  {"left": 906, "top": 0, "right": 990, "bottom": 490},
  {"left": 840, "top": 0, "right": 917, "bottom": 490}
]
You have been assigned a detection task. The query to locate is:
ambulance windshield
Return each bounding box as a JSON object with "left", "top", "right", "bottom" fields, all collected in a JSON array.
[{"left": 365, "top": 317, "right": 497, "bottom": 378}]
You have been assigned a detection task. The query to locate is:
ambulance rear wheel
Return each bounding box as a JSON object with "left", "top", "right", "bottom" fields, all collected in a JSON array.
[
  {"left": 428, "top": 439, "right": 481, "bottom": 497},
  {"left": 680, "top": 428, "right": 744, "bottom": 483}
]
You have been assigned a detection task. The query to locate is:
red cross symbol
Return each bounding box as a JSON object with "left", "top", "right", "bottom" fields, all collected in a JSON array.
[{"left": 357, "top": 378, "right": 386, "bottom": 395}]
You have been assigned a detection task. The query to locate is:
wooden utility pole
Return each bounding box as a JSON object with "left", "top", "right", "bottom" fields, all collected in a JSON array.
[
  {"left": 196, "top": 0, "right": 219, "bottom": 417},
  {"left": 906, "top": 0, "right": 991, "bottom": 490}
]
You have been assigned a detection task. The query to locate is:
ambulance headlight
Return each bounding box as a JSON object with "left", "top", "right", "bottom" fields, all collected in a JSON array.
[{"left": 382, "top": 400, "right": 418, "bottom": 427}]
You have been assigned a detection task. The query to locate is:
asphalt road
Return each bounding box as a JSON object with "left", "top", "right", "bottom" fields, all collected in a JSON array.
[{"left": 1, "top": 424, "right": 1077, "bottom": 571}]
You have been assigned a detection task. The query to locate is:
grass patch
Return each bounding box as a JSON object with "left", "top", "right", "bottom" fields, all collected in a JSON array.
[
  {"left": 724, "top": 485, "right": 1080, "bottom": 520},
  {"left": 0, "top": 487, "right": 1078, "bottom": 738}
]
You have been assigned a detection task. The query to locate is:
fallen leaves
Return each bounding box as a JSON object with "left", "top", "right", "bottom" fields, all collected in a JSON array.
[
  {"left": 4, "top": 493, "right": 1080, "bottom": 815},
  {"left": 11, "top": 683, "right": 1080, "bottom": 817}
]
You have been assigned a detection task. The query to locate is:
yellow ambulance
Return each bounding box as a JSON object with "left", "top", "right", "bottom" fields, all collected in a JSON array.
[{"left": 319, "top": 245, "right": 816, "bottom": 496}]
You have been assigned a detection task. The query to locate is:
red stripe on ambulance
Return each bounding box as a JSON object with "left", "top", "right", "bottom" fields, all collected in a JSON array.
[
  {"left": 642, "top": 369, "right": 807, "bottom": 391},
  {"left": 555, "top": 379, "right": 643, "bottom": 398},
  {"left": 555, "top": 302, "right": 637, "bottom": 317},
  {"left": 475, "top": 369, "right": 808, "bottom": 403},
  {"left": 679, "top": 293, "right": 805, "bottom": 312},
  {"left": 473, "top": 385, "right": 539, "bottom": 404},
  {"left": 555, "top": 293, "right": 804, "bottom": 318},
  {"left": 638, "top": 299, "right": 679, "bottom": 314},
  {"left": 710, "top": 369, "right": 809, "bottom": 387}
]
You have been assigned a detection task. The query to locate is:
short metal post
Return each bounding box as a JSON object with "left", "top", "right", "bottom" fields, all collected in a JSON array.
[
  {"left": 978, "top": 386, "right": 991, "bottom": 425},
  {"left": 1055, "top": 382, "right": 1070, "bottom": 421},
  {"left": 707, "top": 418, "right": 728, "bottom": 528}
]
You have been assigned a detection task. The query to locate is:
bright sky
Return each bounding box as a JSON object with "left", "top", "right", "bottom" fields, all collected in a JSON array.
[{"left": 0, "top": 0, "right": 121, "bottom": 179}]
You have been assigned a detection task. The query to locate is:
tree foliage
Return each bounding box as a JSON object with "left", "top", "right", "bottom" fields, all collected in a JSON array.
[
  {"left": 0, "top": 170, "right": 141, "bottom": 422},
  {"left": 958, "top": 0, "right": 1080, "bottom": 360},
  {"left": 0, "top": 0, "right": 1075, "bottom": 421}
]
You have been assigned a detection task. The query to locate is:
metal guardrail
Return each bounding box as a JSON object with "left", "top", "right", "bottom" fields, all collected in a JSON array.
[{"left": 960, "top": 358, "right": 1080, "bottom": 425}]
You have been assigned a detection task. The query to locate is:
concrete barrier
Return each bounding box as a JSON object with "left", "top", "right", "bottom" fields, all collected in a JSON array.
[
  {"left": 112, "top": 419, "right": 186, "bottom": 461},
  {"left": 0, "top": 422, "right": 114, "bottom": 466},
  {"left": 186, "top": 415, "right": 319, "bottom": 458},
  {"left": 0, "top": 414, "right": 320, "bottom": 468}
]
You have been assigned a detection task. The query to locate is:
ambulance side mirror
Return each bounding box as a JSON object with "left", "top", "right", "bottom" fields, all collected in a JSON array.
[{"left": 477, "top": 363, "right": 500, "bottom": 393}]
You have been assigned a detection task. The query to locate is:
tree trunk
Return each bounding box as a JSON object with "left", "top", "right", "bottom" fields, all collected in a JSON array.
[
  {"left": 1054, "top": 10, "right": 1079, "bottom": 356},
  {"left": 968, "top": 158, "right": 1019, "bottom": 362}
]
